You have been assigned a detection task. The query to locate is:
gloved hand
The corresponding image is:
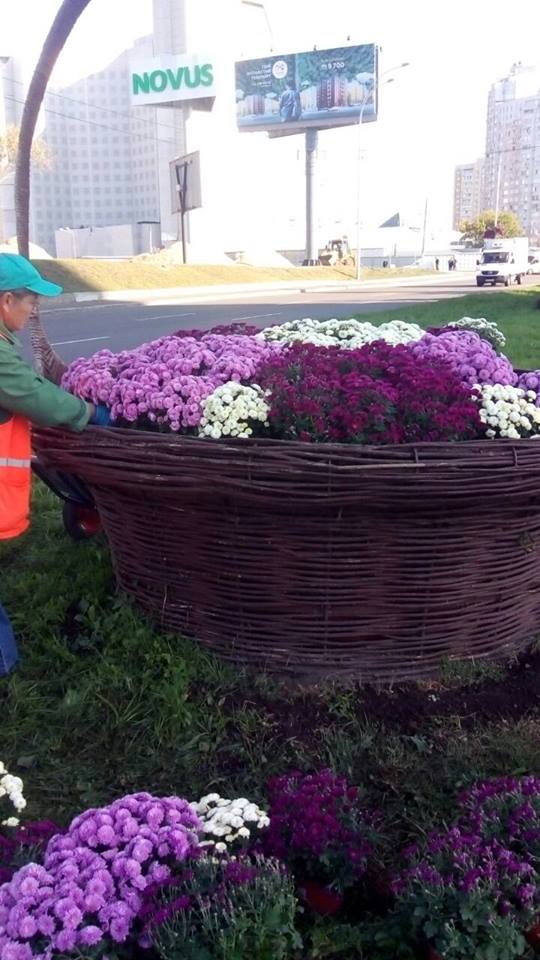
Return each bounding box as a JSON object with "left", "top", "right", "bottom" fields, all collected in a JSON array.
[{"left": 89, "top": 404, "right": 112, "bottom": 427}]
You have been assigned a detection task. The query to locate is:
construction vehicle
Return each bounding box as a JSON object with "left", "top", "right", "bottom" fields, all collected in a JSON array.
[{"left": 319, "top": 236, "right": 356, "bottom": 267}]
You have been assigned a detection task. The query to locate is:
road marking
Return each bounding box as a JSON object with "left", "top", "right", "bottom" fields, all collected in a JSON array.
[
  {"left": 227, "top": 312, "right": 283, "bottom": 321},
  {"left": 135, "top": 312, "right": 196, "bottom": 322},
  {"left": 42, "top": 303, "right": 133, "bottom": 314},
  {"left": 51, "top": 336, "right": 111, "bottom": 346}
]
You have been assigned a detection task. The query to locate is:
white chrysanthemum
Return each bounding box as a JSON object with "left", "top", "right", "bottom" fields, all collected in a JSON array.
[
  {"left": 0, "top": 762, "right": 26, "bottom": 826},
  {"left": 475, "top": 384, "right": 540, "bottom": 440},
  {"left": 191, "top": 793, "right": 270, "bottom": 850},
  {"left": 199, "top": 382, "right": 269, "bottom": 440},
  {"left": 257, "top": 317, "right": 424, "bottom": 348}
]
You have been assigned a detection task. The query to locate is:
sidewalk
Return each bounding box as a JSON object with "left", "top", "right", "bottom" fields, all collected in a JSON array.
[{"left": 52, "top": 271, "right": 472, "bottom": 307}]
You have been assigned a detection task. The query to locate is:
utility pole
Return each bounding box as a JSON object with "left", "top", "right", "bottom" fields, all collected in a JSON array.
[
  {"left": 494, "top": 154, "right": 502, "bottom": 226},
  {"left": 421, "top": 198, "right": 428, "bottom": 255}
]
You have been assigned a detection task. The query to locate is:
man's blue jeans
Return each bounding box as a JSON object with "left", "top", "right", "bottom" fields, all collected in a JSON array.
[{"left": 0, "top": 602, "right": 19, "bottom": 676}]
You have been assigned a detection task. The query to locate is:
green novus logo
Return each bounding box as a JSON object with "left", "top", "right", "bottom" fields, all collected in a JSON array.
[{"left": 132, "top": 64, "right": 214, "bottom": 95}]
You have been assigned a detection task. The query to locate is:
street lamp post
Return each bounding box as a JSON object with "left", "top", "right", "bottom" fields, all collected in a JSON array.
[
  {"left": 355, "top": 62, "right": 410, "bottom": 281},
  {"left": 355, "top": 93, "right": 374, "bottom": 281}
]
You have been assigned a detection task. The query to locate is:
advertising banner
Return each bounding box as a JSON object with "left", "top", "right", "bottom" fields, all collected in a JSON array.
[{"left": 235, "top": 44, "right": 377, "bottom": 132}]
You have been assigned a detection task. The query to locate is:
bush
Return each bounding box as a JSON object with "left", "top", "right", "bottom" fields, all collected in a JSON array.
[
  {"left": 411, "top": 329, "right": 516, "bottom": 387},
  {"left": 388, "top": 828, "right": 539, "bottom": 960},
  {"left": 459, "top": 775, "right": 540, "bottom": 860},
  {"left": 147, "top": 854, "right": 301, "bottom": 960},
  {"left": 258, "top": 341, "right": 482, "bottom": 444},
  {"left": 263, "top": 769, "right": 376, "bottom": 893},
  {"left": 0, "top": 793, "right": 201, "bottom": 957},
  {"left": 428, "top": 317, "right": 506, "bottom": 353}
]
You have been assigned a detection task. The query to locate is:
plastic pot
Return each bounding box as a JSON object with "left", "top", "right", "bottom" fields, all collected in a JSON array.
[
  {"left": 525, "top": 923, "right": 540, "bottom": 950},
  {"left": 299, "top": 880, "right": 344, "bottom": 916}
]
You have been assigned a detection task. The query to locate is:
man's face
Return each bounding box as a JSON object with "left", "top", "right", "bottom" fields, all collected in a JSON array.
[{"left": 0, "top": 291, "right": 39, "bottom": 333}]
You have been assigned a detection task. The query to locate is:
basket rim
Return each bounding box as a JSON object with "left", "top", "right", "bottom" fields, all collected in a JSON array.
[
  {"left": 43, "top": 425, "right": 540, "bottom": 451},
  {"left": 33, "top": 424, "right": 540, "bottom": 471}
]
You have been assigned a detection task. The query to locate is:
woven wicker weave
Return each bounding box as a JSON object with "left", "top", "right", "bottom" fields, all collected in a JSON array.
[{"left": 32, "top": 424, "right": 540, "bottom": 682}]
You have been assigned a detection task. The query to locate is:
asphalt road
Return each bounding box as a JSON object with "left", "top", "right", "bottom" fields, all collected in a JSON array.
[{"left": 25, "top": 274, "right": 537, "bottom": 363}]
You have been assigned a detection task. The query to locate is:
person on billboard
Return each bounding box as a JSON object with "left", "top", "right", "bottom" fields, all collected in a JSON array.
[{"left": 279, "top": 80, "right": 302, "bottom": 122}]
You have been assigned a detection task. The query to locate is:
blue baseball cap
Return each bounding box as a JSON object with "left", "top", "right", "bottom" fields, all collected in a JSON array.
[{"left": 0, "top": 253, "right": 63, "bottom": 296}]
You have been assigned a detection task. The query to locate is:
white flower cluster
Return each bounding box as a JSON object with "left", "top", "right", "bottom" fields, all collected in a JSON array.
[
  {"left": 199, "top": 382, "right": 269, "bottom": 439},
  {"left": 448, "top": 317, "right": 506, "bottom": 352},
  {"left": 476, "top": 384, "right": 540, "bottom": 439},
  {"left": 258, "top": 317, "right": 424, "bottom": 349},
  {"left": 0, "top": 761, "right": 26, "bottom": 827},
  {"left": 191, "top": 793, "right": 270, "bottom": 853}
]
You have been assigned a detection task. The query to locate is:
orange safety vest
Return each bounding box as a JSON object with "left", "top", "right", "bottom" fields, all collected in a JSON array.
[{"left": 0, "top": 412, "right": 31, "bottom": 540}]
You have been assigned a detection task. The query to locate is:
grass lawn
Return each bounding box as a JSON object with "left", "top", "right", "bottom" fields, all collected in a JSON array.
[
  {"left": 31, "top": 258, "right": 430, "bottom": 293},
  {"left": 354, "top": 285, "right": 540, "bottom": 370}
]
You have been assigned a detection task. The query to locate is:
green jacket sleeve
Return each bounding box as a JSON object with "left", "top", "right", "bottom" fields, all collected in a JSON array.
[{"left": 0, "top": 341, "right": 91, "bottom": 432}]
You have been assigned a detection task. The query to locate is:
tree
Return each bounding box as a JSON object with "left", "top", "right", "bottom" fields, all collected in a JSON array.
[
  {"left": 15, "top": 0, "right": 93, "bottom": 374},
  {"left": 0, "top": 125, "right": 52, "bottom": 170},
  {"left": 15, "top": 0, "right": 93, "bottom": 259},
  {"left": 459, "top": 210, "right": 524, "bottom": 245}
]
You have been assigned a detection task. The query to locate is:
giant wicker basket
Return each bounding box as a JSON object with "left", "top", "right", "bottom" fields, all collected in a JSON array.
[{"left": 32, "top": 413, "right": 540, "bottom": 682}]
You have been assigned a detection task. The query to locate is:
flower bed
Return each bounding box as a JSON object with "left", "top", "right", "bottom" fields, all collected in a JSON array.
[
  {"left": 4, "top": 769, "right": 540, "bottom": 959},
  {"left": 60, "top": 317, "right": 525, "bottom": 442},
  {"left": 32, "top": 315, "right": 540, "bottom": 682}
]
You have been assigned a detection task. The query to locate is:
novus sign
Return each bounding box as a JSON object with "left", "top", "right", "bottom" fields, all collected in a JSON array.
[{"left": 130, "top": 54, "right": 217, "bottom": 106}]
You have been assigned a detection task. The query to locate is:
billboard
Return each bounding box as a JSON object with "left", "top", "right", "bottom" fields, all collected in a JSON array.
[
  {"left": 235, "top": 44, "right": 377, "bottom": 133},
  {"left": 130, "top": 54, "right": 217, "bottom": 107}
]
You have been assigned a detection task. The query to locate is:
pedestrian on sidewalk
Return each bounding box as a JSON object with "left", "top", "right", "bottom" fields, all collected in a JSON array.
[
  {"left": 0, "top": 253, "right": 110, "bottom": 677},
  {"left": 435, "top": 258, "right": 440, "bottom": 271}
]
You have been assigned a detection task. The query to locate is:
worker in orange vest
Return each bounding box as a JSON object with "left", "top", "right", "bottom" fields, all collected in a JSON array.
[{"left": 0, "top": 253, "right": 110, "bottom": 676}]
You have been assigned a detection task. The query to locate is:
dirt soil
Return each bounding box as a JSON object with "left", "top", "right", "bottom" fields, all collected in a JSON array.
[
  {"left": 229, "top": 651, "right": 540, "bottom": 745},
  {"left": 354, "top": 655, "right": 540, "bottom": 731}
]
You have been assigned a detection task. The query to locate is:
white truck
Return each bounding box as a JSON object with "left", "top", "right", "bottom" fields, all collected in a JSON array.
[{"left": 476, "top": 237, "right": 529, "bottom": 287}]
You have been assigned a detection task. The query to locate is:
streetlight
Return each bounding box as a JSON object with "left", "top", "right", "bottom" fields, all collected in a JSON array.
[
  {"left": 240, "top": 1, "right": 274, "bottom": 48},
  {"left": 355, "top": 62, "right": 410, "bottom": 280}
]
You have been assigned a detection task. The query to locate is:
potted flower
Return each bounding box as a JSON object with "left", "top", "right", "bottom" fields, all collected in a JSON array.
[
  {"left": 389, "top": 827, "right": 540, "bottom": 960},
  {"left": 142, "top": 852, "right": 301, "bottom": 960},
  {"left": 0, "top": 792, "right": 202, "bottom": 957},
  {"left": 459, "top": 775, "right": 540, "bottom": 947},
  {"left": 263, "top": 769, "right": 377, "bottom": 913}
]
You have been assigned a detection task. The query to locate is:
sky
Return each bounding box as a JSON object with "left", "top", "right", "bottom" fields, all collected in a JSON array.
[{"left": 3, "top": 0, "right": 540, "bottom": 234}]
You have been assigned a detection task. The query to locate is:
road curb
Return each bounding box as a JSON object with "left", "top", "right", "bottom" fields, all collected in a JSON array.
[{"left": 50, "top": 273, "right": 472, "bottom": 307}]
